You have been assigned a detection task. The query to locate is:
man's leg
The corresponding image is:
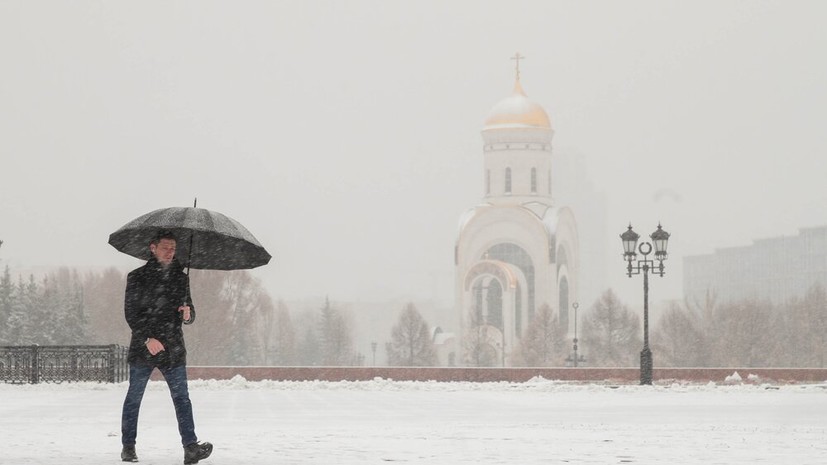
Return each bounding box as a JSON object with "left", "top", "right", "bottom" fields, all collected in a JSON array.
[
  {"left": 159, "top": 364, "right": 197, "bottom": 446},
  {"left": 121, "top": 363, "right": 153, "bottom": 447}
]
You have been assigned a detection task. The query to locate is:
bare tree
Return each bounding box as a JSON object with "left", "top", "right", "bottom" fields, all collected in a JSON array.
[
  {"left": 708, "top": 298, "right": 774, "bottom": 367},
  {"left": 514, "top": 303, "right": 566, "bottom": 367},
  {"left": 651, "top": 301, "right": 706, "bottom": 367},
  {"left": 386, "top": 303, "right": 437, "bottom": 366},
  {"left": 83, "top": 268, "right": 129, "bottom": 345},
  {"left": 796, "top": 284, "right": 827, "bottom": 368},
  {"left": 186, "top": 270, "right": 236, "bottom": 365},
  {"left": 462, "top": 306, "right": 500, "bottom": 367},
  {"left": 581, "top": 289, "right": 641, "bottom": 367}
]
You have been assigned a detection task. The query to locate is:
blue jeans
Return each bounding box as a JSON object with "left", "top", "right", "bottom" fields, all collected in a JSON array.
[{"left": 121, "top": 364, "right": 198, "bottom": 447}]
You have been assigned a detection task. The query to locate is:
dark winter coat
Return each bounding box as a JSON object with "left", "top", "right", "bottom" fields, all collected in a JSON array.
[{"left": 124, "top": 257, "right": 194, "bottom": 368}]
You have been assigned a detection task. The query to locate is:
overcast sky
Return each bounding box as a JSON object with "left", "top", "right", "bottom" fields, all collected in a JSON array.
[{"left": 1, "top": 1, "right": 826, "bottom": 308}]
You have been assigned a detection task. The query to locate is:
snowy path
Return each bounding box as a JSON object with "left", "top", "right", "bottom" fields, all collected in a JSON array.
[{"left": 1, "top": 378, "right": 826, "bottom": 464}]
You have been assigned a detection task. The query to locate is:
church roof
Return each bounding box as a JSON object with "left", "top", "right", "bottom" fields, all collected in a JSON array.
[{"left": 483, "top": 79, "right": 551, "bottom": 131}]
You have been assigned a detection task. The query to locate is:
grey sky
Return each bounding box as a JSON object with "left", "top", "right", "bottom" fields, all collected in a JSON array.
[{"left": 1, "top": 1, "right": 826, "bottom": 308}]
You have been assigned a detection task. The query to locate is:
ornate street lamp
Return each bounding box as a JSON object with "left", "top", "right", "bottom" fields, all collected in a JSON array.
[{"left": 620, "top": 223, "right": 670, "bottom": 385}]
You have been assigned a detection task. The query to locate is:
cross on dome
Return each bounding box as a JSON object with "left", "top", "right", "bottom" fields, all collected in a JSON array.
[{"left": 510, "top": 52, "right": 525, "bottom": 81}]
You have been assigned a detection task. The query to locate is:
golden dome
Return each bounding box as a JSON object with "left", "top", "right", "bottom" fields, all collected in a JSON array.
[{"left": 483, "top": 80, "right": 551, "bottom": 130}]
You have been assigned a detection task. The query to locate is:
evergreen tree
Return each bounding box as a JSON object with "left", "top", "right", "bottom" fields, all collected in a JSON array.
[
  {"left": 387, "top": 303, "right": 437, "bottom": 366},
  {"left": 8, "top": 275, "right": 40, "bottom": 345},
  {"left": 46, "top": 268, "right": 87, "bottom": 345},
  {"left": 581, "top": 289, "right": 641, "bottom": 367},
  {"left": 0, "top": 265, "right": 13, "bottom": 344},
  {"left": 318, "top": 297, "right": 354, "bottom": 366},
  {"left": 265, "top": 300, "right": 296, "bottom": 366},
  {"left": 297, "top": 323, "right": 321, "bottom": 366}
]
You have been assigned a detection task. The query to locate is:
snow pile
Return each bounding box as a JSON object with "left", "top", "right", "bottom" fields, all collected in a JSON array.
[{"left": 725, "top": 371, "right": 743, "bottom": 383}]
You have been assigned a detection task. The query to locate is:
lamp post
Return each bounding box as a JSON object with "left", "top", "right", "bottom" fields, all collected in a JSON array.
[
  {"left": 620, "top": 223, "right": 670, "bottom": 385},
  {"left": 371, "top": 342, "right": 378, "bottom": 366},
  {"left": 565, "top": 301, "right": 586, "bottom": 367},
  {"left": 572, "top": 302, "right": 580, "bottom": 367}
]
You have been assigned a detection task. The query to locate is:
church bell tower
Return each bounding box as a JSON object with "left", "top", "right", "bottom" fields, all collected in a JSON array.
[{"left": 453, "top": 54, "right": 579, "bottom": 367}]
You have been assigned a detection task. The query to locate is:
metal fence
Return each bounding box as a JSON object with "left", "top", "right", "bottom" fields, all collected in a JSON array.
[{"left": 0, "top": 345, "right": 129, "bottom": 384}]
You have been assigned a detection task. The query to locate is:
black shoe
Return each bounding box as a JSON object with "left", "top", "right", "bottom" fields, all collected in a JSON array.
[
  {"left": 184, "top": 441, "right": 213, "bottom": 464},
  {"left": 121, "top": 445, "right": 138, "bottom": 462}
]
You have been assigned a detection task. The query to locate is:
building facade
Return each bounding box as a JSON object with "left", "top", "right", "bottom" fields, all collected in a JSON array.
[
  {"left": 684, "top": 225, "right": 827, "bottom": 306},
  {"left": 452, "top": 73, "right": 579, "bottom": 367}
]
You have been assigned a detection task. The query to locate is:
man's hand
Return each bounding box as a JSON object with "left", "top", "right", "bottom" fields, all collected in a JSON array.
[
  {"left": 145, "top": 337, "right": 165, "bottom": 356},
  {"left": 179, "top": 305, "right": 192, "bottom": 322}
]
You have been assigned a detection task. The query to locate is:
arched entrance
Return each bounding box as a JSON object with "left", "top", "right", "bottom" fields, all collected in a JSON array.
[
  {"left": 485, "top": 243, "right": 535, "bottom": 330},
  {"left": 463, "top": 260, "right": 525, "bottom": 366}
]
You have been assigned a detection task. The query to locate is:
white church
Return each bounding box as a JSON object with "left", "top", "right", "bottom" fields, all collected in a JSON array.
[{"left": 448, "top": 59, "right": 580, "bottom": 367}]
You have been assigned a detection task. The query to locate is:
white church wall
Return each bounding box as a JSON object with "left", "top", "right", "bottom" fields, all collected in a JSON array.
[{"left": 483, "top": 148, "right": 552, "bottom": 204}]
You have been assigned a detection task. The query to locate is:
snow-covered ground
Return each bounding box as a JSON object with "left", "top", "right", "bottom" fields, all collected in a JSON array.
[{"left": 1, "top": 376, "right": 826, "bottom": 465}]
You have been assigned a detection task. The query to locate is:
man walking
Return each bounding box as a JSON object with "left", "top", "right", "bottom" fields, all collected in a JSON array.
[{"left": 120, "top": 230, "right": 212, "bottom": 464}]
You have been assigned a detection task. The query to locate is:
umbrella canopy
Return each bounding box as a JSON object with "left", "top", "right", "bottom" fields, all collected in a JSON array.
[{"left": 108, "top": 206, "right": 271, "bottom": 270}]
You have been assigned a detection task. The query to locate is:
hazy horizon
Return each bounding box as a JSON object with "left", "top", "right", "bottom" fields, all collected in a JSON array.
[{"left": 2, "top": 1, "right": 826, "bottom": 309}]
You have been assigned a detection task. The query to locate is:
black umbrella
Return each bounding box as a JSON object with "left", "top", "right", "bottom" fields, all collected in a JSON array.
[
  {"left": 108, "top": 204, "right": 271, "bottom": 270},
  {"left": 109, "top": 203, "right": 271, "bottom": 324}
]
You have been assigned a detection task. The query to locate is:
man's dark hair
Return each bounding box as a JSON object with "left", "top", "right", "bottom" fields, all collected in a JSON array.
[{"left": 151, "top": 230, "right": 177, "bottom": 245}]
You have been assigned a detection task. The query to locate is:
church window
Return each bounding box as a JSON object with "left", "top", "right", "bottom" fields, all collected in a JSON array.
[
  {"left": 559, "top": 277, "right": 569, "bottom": 332},
  {"left": 531, "top": 168, "right": 537, "bottom": 193},
  {"left": 473, "top": 278, "right": 503, "bottom": 331},
  {"left": 486, "top": 279, "right": 503, "bottom": 331},
  {"left": 505, "top": 168, "right": 512, "bottom": 194},
  {"left": 473, "top": 281, "right": 484, "bottom": 324}
]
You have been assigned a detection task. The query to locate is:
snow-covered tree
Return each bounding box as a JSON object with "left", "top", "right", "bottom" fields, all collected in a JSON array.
[
  {"left": 42, "top": 268, "right": 86, "bottom": 345},
  {"left": 7, "top": 275, "right": 41, "bottom": 345},
  {"left": 0, "top": 265, "right": 13, "bottom": 344}
]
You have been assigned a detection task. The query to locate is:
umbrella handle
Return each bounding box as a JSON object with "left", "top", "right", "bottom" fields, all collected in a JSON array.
[
  {"left": 183, "top": 307, "right": 196, "bottom": 325},
  {"left": 183, "top": 269, "right": 194, "bottom": 325}
]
